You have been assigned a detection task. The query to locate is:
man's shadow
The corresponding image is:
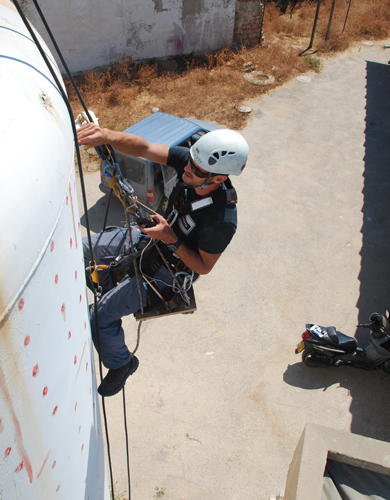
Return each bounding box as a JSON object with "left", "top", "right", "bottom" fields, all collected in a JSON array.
[{"left": 285, "top": 60, "right": 390, "bottom": 443}]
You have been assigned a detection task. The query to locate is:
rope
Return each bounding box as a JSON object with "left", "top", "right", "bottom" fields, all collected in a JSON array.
[{"left": 122, "top": 389, "right": 132, "bottom": 500}]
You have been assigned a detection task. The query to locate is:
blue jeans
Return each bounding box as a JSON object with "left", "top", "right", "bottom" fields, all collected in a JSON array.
[{"left": 83, "top": 229, "right": 173, "bottom": 369}]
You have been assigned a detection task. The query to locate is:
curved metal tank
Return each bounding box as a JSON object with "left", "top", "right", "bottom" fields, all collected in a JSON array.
[{"left": 0, "top": 1, "right": 108, "bottom": 498}]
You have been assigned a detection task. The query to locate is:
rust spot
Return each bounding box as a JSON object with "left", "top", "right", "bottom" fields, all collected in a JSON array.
[{"left": 39, "top": 91, "right": 54, "bottom": 114}]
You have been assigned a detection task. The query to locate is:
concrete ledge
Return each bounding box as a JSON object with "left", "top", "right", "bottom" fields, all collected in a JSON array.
[{"left": 284, "top": 423, "right": 390, "bottom": 500}]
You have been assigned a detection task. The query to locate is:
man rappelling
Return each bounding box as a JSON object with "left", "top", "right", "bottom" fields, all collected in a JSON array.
[{"left": 77, "top": 122, "right": 249, "bottom": 397}]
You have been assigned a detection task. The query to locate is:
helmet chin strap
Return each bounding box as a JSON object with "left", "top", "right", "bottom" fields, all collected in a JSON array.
[{"left": 198, "top": 173, "right": 213, "bottom": 190}]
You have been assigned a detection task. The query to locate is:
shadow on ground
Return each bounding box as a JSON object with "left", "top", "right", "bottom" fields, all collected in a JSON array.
[
  {"left": 80, "top": 192, "right": 126, "bottom": 234},
  {"left": 285, "top": 60, "right": 390, "bottom": 443}
]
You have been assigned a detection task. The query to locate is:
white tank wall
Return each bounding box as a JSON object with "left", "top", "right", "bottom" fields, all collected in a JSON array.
[
  {"left": 0, "top": 1, "right": 108, "bottom": 498},
  {"left": 20, "top": 0, "right": 236, "bottom": 73}
]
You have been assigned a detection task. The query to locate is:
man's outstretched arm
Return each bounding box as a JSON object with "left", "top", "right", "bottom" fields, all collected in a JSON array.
[{"left": 77, "top": 122, "right": 169, "bottom": 165}]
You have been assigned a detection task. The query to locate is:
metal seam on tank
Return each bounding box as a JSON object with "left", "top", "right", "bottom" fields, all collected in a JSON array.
[
  {"left": 0, "top": 167, "right": 76, "bottom": 326},
  {"left": 0, "top": 24, "right": 58, "bottom": 69},
  {"left": 0, "top": 55, "right": 64, "bottom": 96}
]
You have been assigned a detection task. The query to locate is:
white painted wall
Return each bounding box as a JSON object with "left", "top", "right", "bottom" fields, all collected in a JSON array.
[{"left": 21, "top": 0, "right": 236, "bottom": 73}]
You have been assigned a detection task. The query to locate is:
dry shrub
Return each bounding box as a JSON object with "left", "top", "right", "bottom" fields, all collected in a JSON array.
[
  {"left": 264, "top": 2, "right": 284, "bottom": 34},
  {"left": 105, "top": 83, "right": 121, "bottom": 107},
  {"left": 206, "top": 47, "right": 233, "bottom": 68},
  {"left": 318, "top": 33, "right": 349, "bottom": 53},
  {"left": 136, "top": 63, "right": 158, "bottom": 84},
  {"left": 281, "top": 19, "right": 295, "bottom": 34},
  {"left": 190, "top": 68, "right": 211, "bottom": 86},
  {"left": 116, "top": 57, "right": 133, "bottom": 81},
  {"left": 80, "top": 70, "right": 104, "bottom": 94},
  {"left": 346, "top": 0, "right": 390, "bottom": 39}
]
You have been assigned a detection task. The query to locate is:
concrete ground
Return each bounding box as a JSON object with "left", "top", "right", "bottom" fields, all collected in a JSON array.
[{"left": 78, "top": 41, "right": 390, "bottom": 500}]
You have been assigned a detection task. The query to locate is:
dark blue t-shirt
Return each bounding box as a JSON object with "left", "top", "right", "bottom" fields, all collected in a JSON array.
[{"left": 166, "top": 147, "right": 237, "bottom": 255}]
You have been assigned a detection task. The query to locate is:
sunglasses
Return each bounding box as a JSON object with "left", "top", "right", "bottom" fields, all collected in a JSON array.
[{"left": 188, "top": 156, "right": 217, "bottom": 178}]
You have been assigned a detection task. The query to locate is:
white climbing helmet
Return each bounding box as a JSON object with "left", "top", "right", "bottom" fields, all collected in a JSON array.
[{"left": 190, "top": 129, "right": 249, "bottom": 176}]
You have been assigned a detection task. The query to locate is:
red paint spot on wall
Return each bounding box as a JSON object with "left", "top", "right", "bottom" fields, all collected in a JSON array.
[
  {"left": 18, "top": 299, "right": 24, "bottom": 311},
  {"left": 52, "top": 406, "right": 58, "bottom": 416},
  {"left": 68, "top": 331, "right": 71, "bottom": 340},
  {"left": 74, "top": 356, "right": 77, "bottom": 365},
  {"left": 78, "top": 222, "right": 81, "bottom": 231},
  {"left": 85, "top": 476, "right": 87, "bottom": 483},
  {"left": 32, "top": 365, "right": 39, "bottom": 377},
  {"left": 86, "top": 362, "right": 88, "bottom": 371},
  {"left": 43, "top": 387, "right": 48, "bottom": 396},
  {"left": 70, "top": 238, "right": 73, "bottom": 248},
  {"left": 56, "top": 485, "right": 60, "bottom": 492},
  {"left": 79, "top": 294, "right": 82, "bottom": 303},
  {"left": 81, "top": 444, "right": 84, "bottom": 452},
  {"left": 75, "top": 270, "right": 78, "bottom": 280},
  {"left": 69, "top": 184, "right": 78, "bottom": 249},
  {"left": 24, "top": 336, "right": 30, "bottom": 347},
  {"left": 55, "top": 275, "right": 58, "bottom": 284},
  {"left": 61, "top": 304, "right": 66, "bottom": 321},
  {"left": 0, "top": 362, "right": 33, "bottom": 482},
  {"left": 15, "top": 461, "right": 23, "bottom": 472},
  {"left": 52, "top": 461, "right": 56, "bottom": 468},
  {"left": 74, "top": 403, "right": 77, "bottom": 411},
  {"left": 66, "top": 195, "right": 68, "bottom": 205},
  {"left": 37, "top": 449, "right": 51, "bottom": 479},
  {"left": 79, "top": 426, "right": 81, "bottom": 433},
  {"left": 84, "top": 321, "right": 86, "bottom": 329},
  {"left": 5, "top": 447, "right": 11, "bottom": 457},
  {"left": 51, "top": 241, "right": 54, "bottom": 252}
]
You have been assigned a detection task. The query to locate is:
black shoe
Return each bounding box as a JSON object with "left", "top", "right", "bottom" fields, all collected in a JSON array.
[{"left": 98, "top": 356, "right": 139, "bottom": 397}]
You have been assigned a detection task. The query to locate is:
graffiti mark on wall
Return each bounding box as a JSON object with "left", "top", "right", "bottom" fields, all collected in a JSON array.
[
  {"left": 153, "top": 0, "right": 167, "bottom": 12},
  {"left": 167, "top": 22, "right": 200, "bottom": 55}
]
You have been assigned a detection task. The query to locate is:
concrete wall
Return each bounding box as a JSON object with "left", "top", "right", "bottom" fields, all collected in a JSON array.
[
  {"left": 284, "top": 424, "right": 390, "bottom": 500},
  {"left": 20, "top": 0, "right": 236, "bottom": 73}
]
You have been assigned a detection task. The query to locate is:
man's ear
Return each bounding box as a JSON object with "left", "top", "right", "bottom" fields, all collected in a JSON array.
[{"left": 213, "top": 174, "right": 227, "bottom": 184}]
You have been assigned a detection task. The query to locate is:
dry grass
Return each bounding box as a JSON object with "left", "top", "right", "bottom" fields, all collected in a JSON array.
[{"left": 68, "top": 0, "right": 390, "bottom": 133}]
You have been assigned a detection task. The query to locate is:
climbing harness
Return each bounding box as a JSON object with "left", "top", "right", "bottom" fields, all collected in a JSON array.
[{"left": 98, "top": 159, "right": 195, "bottom": 312}]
